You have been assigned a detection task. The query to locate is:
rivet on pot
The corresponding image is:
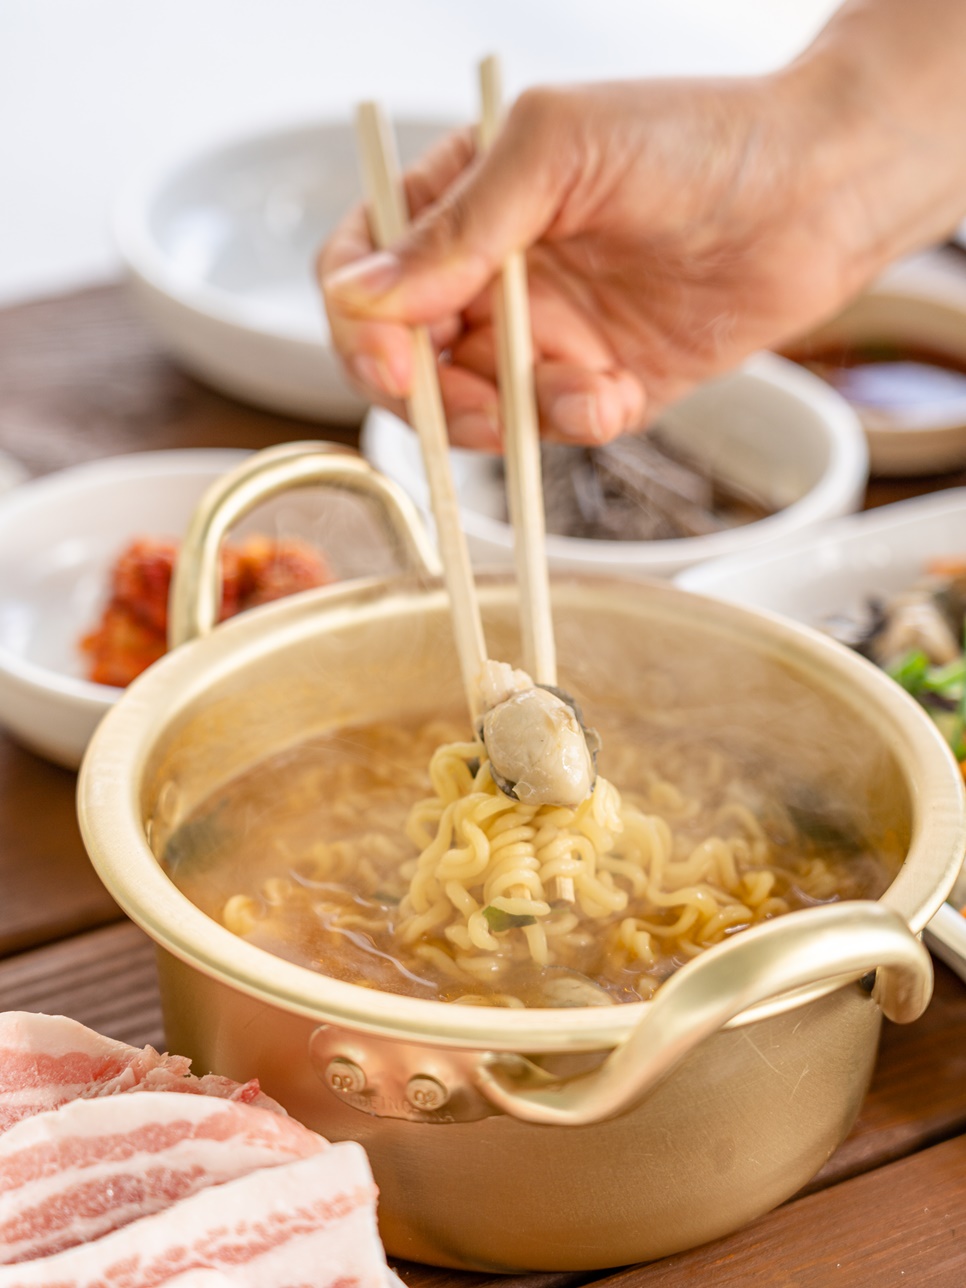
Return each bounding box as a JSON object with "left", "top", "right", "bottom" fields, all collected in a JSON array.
[
  {"left": 406, "top": 1074, "right": 450, "bottom": 1111},
  {"left": 324, "top": 1057, "right": 367, "bottom": 1096}
]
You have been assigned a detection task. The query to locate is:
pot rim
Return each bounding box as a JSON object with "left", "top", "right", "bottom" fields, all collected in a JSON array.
[{"left": 77, "top": 572, "right": 966, "bottom": 1053}]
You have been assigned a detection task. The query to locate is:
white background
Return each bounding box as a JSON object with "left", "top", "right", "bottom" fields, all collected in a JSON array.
[{"left": 0, "top": 0, "right": 839, "bottom": 305}]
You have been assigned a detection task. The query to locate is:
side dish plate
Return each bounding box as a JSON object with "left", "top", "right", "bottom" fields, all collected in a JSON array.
[
  {"left": 0, "top": 448, "right": 396, "bottom": 767},
  {"left": 363, "top": 352, "right": 868, "bottom": 578},
  {"left": 677, "top": 487, "right": 966, "bottom": 978}
]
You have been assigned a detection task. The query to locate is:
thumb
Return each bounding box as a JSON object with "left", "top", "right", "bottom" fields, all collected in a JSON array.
[{"left": 324, "top": 92, "right": 571, "bottom": 325}]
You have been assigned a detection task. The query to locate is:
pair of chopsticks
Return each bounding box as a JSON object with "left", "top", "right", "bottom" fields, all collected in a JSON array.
[{"left": 356, "top": 55, "right": 555, "bottom": 726}]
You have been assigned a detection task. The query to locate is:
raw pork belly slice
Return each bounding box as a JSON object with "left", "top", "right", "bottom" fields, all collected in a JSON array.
[
  {"left": 0, "top": 1013, "right": 281, "bottom": 1133},
  {"left": 0, "top": 1141, "right": 388, "bottom": 1288},
  {"left": 0, "top": 1092, "right": 327, "bottom": 1264}
]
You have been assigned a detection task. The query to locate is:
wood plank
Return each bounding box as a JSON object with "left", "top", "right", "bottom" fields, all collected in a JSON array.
[
  {"left": 0, "top": 283, "right": 358, "bottom": 479},
  {"left": 804, "top": 959, "right": 966, "bottom": 1191},
  {"left": 392, "top": 1264, "right": 591, "bottom": 1288},
  {"left": 0, "top": 281, "right": 961, "bottom": 500},
  {"left": 598, "top": 1132, "right": 966, "bottom": 1287},
  {"left": 865, "top": 471, "right": 966, "bottom": 508},
  {"left": 0, "top": 283, "right": 359, "bottom": 953},
  {"left": 0, "top": 920, "right": 162, "bottom": 1048},
  {"left": 0, "top": 736, "right": 122, "bottom": 956}
]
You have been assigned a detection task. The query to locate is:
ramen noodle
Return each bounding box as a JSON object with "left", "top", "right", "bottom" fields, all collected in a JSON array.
[{"left": 164, "top": 711, "right": 901, "bottom": 1009}]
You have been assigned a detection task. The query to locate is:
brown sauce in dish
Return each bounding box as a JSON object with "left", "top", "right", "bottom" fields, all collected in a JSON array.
[{"left": 787, "top": 341, "right": 966, "bottom": 417}]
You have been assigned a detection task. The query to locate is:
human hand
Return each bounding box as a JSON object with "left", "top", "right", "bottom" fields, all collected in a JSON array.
[{"left": 320, "top": 7, "right": 966, "bottom": 449}]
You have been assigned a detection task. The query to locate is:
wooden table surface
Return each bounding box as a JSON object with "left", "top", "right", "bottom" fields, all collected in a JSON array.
[{"left": 2, "top": 283, "right": 966, "bottom": 1288}]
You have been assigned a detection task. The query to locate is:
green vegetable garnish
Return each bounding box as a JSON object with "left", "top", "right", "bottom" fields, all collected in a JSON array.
[
  {"left": 922, "top": 657, "right": 966, "bottom": 693},
  {"left": 483, "top": 906, "right": 537, "bottom": 932},
  {"left": 371, "top": 890, "right": 401, "bottom": 906},
  {"left": 886, "top": 650, "right": 930, "bottom": 694},
  {"left": 884, "top": 646, "right": 966, "bottom": 760}
]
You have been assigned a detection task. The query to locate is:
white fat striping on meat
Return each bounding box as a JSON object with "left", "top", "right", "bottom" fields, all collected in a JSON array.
[
  {"left": 0, "top": 1141, "right": 388, "bottom": 1287},
  {"left": 0, "top": 1092, "right": 327, "bottom": 1264},
  {"left": 0, "top": 1013, "right": 283, "bottom": 1132}
]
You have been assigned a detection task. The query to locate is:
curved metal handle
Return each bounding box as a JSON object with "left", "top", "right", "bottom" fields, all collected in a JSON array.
[
  {"left": 476, "top": 900, "right": 932, "bottom": 1126},
  {"left": 168, "top": 441, "right": 442, "bottom": 648}
]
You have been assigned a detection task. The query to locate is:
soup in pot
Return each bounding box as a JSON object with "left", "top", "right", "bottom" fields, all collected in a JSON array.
[{"left": 161, "top": 700, "right": 903, "bottom": 1010}]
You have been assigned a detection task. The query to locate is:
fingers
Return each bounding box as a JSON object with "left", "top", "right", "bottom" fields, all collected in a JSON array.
[
  {"left": 449, "top": 283, "right": 646, "bottom": 444},
  {"left": 318, "top": 91, "right": 644, "bottom": 444},
  {"left": 320, "top": 129, "right": 479, "bottom": 401},
  {"left": 343, "top": 333, "right": 642, "bottom": 450},
  {"left": 322, "top": 91, "right": 573, "bottom": 330},
  {"left": 438, "top": 365, "right": 503, "bottom": 452},
  {"left": 536, "top": 363, "right": 645, "bottom": 444},
  {"left": 318, "top": 128, "right": 478, "bottom": 281},
  {"left": 441, "top": 330, "right": 645, "bottom": 446}
]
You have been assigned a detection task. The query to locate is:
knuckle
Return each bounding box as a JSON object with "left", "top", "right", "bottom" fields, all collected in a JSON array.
[{"left": 512, "top": 85, "right": 561, "bottom": 132}]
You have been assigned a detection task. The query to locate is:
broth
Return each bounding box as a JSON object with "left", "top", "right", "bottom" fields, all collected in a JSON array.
[{"left": 161, "top": 705, "right": 903, "bottom": 1009}]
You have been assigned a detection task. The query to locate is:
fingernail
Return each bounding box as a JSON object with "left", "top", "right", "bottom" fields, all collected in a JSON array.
[
  {"left": 326, "top": 251, "right": 402, "bottom": 301},
  {"left": 349, "top": 353, "right": 408, "bottom": 399},
  {"left": 551, "top": 392, "right": 603, "bottom": 443},
  {"left": 449, "top": 410, "right": 503, "bottom": 451}
]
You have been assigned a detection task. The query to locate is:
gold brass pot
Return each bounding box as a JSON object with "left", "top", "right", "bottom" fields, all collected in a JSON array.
[{"left": 77, "top": 443, "right": 966, "bottom": 1271}]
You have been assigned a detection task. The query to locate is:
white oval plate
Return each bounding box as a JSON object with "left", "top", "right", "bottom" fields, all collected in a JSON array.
[
  {"left": 677, "top": 486, "right": 966, "bottom": 971},
  {"left": 677, "top": 486, "right": 966, "bottom": 629},
  {"left": 115, "top": 117, "right": 454, "bottom": 423}
]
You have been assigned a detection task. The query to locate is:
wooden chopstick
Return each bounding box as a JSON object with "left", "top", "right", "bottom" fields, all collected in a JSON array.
[
  {"left": 355, "top": 101, "right": 488, "bottom": 723},
  {"left": 478, "top": 55, "right": 557, "bottom": 687}
]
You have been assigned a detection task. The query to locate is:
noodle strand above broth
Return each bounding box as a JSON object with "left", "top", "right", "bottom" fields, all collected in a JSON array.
[{"left": 162, "top": 714, "right": 900, "bottom": 1009}]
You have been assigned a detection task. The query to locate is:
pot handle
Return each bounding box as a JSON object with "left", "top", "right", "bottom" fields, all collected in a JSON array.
[
  {"left": 169, "top": 441, "right": 442, "bottom": 648},
  {"left": 476, "top": 900, "right": 932, "bottom": 1126}
]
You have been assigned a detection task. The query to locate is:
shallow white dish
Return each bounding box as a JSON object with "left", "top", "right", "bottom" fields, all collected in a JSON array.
[
  {"left": 0, "top": 448, "right": 395, "bottom": 769},
  {"left": 677, "top": 487, "right": 966, "bottom": 977},
  {"left": 676, "top": 486, "right": 966, "bottom": 620},
  {"left": 114, "top": 117, "right": 453, "bottom": 423},
  {"left": 362, "top": 352, "right": 869, "bottom": 578},
  {"left": 788, "top": 276, "right": 966, "bottom": 477}
]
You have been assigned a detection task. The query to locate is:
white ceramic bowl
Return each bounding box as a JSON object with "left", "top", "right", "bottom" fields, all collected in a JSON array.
[
  {"left": 114, "top": 117, "right": 452, "bottom": 423},
  {"left": 362, "top": 352, "right": 869, "bottom": 578},
  {"left": 0, "top": 451, "right": 247, "bottom": 767},
  {"left": 677, "top": 486, "right": 966, "bottom": 979},
  {"left": 787, "top": 279, "right": 966, "bottom": 476},
  {"left": 0, "top": 448, "right": 397, "bottom": 768}
]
